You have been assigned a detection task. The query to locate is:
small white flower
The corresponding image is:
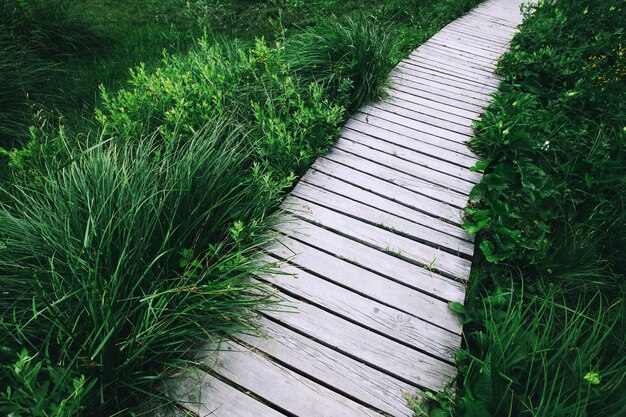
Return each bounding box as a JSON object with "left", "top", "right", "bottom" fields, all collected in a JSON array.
[{"left": 540, "top": 140, "right": 550, "bottom": 150}]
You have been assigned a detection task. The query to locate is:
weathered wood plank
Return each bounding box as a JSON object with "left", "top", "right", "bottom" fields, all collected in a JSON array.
[
  {"left": 264, "top": 235, "right": 464, "bottom": 324},
  {"left": 395, "top": 66, "right": 497, "bottom": 96},
  {"left": 237, "top": 317, "right": 416, "bottom": 417},
  {"left": 339, "top": 129, "right": 483, "bottom": 183},
  {"left": 439, "top": 25, "right": 511, "bottom": 45},
  {"left": 412, "top": 44, "right": 499, "bottom": 69},
  {"left": 352, "top": 111, "right": 474, "bottom": 150},
  {"left": 429, "top": 38, "right": 505, "bottom": 60},
  {"left": 389, "top": 73, "right": 492, "bottom": 107},
  {"left": 412, "top": 44, "right": 497, "bottom": 69},
  {"left": 407, "top": 52, "right": 498, "bottom": 79},
  {"left": 168, "top": 370, "right": 287, "bottom": 417},
  {"left": 385, "top": 90, "right": 481, "bottom": 120},
  {"left": 277, "top": 213, "right": 466, "bottom": 302},
  {"left": 256, "top": 253, "right": 462, "bottom": 353},
  {"left": 257, "top": 289, "right": 459, "bottom": 391},
  {"left": 398, "top": 60, "right": 500, "bottom": 89},
  {"left": 333, "top": 138, "right": 475, "bottom": 195},
  {"left": 366, "top": 101, "right": 475, "bottom": 135},
  {"left": 343, "top": 119, "right": 479, "bottom": 168},
  {"left": 202, "top": 340, "right": 386, "bottom": 417},
  {"left": 283, "top": 196, "right": 473, "bottom": 279},
  {"left": 438, "top": 27, "right": 509, "bottom": 48},
  {"left": 312, "top": 156, "right": 466, "bottom": 224},
  {"left": 303, "top": 166, "right": 473, "bottom": 239},
  {"left": 400, "top": 58, "right": 501, "bottom": 88},
  {"left": 451, "top": 18, "right": 517, "bottom": 34},
  {"left": 292, "top": 179, "right": 474, "bottom": 255},
  {"left": 323, "top": 148, "right": 470, "bottom": 209},
  {"left": 387, "top": 84, "right": 485, "bottom": 115}
]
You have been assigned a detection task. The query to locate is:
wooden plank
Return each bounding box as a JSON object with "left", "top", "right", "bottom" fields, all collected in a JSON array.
[
  {"left": 351, "top": 111, "right": 474, "bottom": 151},
  {"left": 323, "top": 148, "right": 469, "bottom": 210},
  {"left": 257, "top": 289, "right": 459, "bottom": 391},
  {"left": 353, "top": 107, "right": 473, "bottom": 146},
  {"left": 400, "top": 58, "right": 501, "bottom": 88},
  {"left": 407, "top": 51, "right": 498, "bottom": 79},
  {"left": 395, "top": 64, "right": 496, "bottom": 94},
  {"left": 385, "top": 90, "right": 481, "bottom": 120},
  {"left": 313, "top": 155, "right": 466, "bottom": 224},
  {"left": 237, "top": 317, "right": 415, "bottom": 417},
  {"left": 168, "top": 370, "right": 287, "bottom": 417},
  {"left": 256, "top": 254, "right": 462, "bottom": 353},
  {"left": 202, "top": 340, "right": 386, "bottom": 417},
  {"left": 399, "top": 60, "right": 500, "bottom": 89},
  {"left": 277, "top": 214, "right": 466, "bottom": 302},
  {"left": 468, "top": 9, "right": 521, "bottom": 26},
  {"left": 343, "top": 119, "right": 479, "bottom": 168},
  {"left": 265, "top": 235, "right": 465, "bottom": 324},
  {"left": 449, "top": 20, "right": 516, "bottom": 38},
  {"left": 395, "top": 66, "right": 497, "bottom": 97},
  {"left": 407, "top": 52, "right": 501, "bottom": 82},
  {"left": 412, "top": 44, "right": 497, "bottom": 69},
  {"left": 390, "top": 66, "right": 494, "bottom": 100},
  {"left": 429, "top": 37, "right": 505, "bottom": 59},
  {"left": 283, "top": 196, "right": 473, "bottom": 278},
  {"left": 416, "top": 42, "right": 497, "bottom": 66},
  {"left": 440, "top": 25, "right": 511, "bottom": 45},
  {"left": 389, "top": 73, "right": 492, "bottom": 106},
  {"left": 333, "top": 138, "right": 475, "bottom": 196},
  {"left": 430, "top": 39, "right": 500, "bottom": 63},
  {"left": 313, "top": 135, "right": 472, "bottom": 195},
  {"left": 292, "top": 179, "right": 474, "bottom": 255},
  {"left": 340, "top": 129, "right": 483, "bottom": 184},
  {"left": 366, "top": 100, "right": 475, "bottom": 134},
  {"left": 433, "top": 30, "right": 511, "bottom": 49},
  {"left": 413, "top": 44, "right": 499, "bottom": 70},
  {"left": 387, "top": 84, "right": 485, "bottom": 115},
  {"left": 304, "top": 165, "right": 473, "bottom": 239},
  {"left": 359, "top": 100, "right": 477, "bottom": 139},
  {"left": 304, "top": 165, "right": 473, "bottom": 238}
]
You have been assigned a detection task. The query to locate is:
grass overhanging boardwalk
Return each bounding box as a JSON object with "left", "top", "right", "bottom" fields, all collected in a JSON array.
[{"left": 171, "top": 1, "right": 524, "bottom": 415}]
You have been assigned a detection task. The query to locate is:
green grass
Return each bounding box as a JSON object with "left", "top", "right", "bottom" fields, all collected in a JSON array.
[
  {"left": 0, "top": 121, "right": 282, "bottom": 415},
  {"left": 413, "top": 1, "right": 626, "bottom": 416}
]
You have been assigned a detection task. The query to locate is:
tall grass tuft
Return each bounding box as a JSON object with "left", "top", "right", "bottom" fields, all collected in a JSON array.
[
  {"left": 0, "top": 121, "right": 278, "bottom": 415},
  {"left": 285, "top": 15, "right": 395, "bottom": 111},
  {"left": 457, "top": 285, "right": 626, "bottom": 417}
]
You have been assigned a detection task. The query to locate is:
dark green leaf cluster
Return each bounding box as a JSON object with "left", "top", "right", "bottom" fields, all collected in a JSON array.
[{"left": 448, "top": 2, "right": 626, "bottom": 416}]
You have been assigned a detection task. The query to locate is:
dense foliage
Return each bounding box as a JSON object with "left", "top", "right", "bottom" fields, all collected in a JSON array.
[{"left": 430, "top": 1, "right": 626, "bottom": 416}]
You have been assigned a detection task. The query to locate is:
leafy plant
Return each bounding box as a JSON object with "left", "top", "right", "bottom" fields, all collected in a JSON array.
[{"left": 448, "top": 1, "right": 626, "bottom": 416}]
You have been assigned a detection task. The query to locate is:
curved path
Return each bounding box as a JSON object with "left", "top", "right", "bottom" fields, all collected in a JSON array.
[{"left": 169, "top": 0, "right": 525, "bottom": 415}]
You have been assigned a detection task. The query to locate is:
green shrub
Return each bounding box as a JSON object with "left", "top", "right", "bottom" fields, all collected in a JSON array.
[
  {"left": 447, "top": 2, "right": 626, "bottom": 416},
  {"left": 0, "top": 123, "right": 279, "bottom": 415},
  {"left": 465, "top": 0, "right": 626, "bottom": 278},
  {"left": 97, "top": 37, "right": 346, "bottom": 178}
]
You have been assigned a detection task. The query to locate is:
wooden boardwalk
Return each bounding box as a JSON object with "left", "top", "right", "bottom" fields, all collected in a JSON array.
[{"left": 170, "top": 1, "right": 524, "bottom": 415}]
